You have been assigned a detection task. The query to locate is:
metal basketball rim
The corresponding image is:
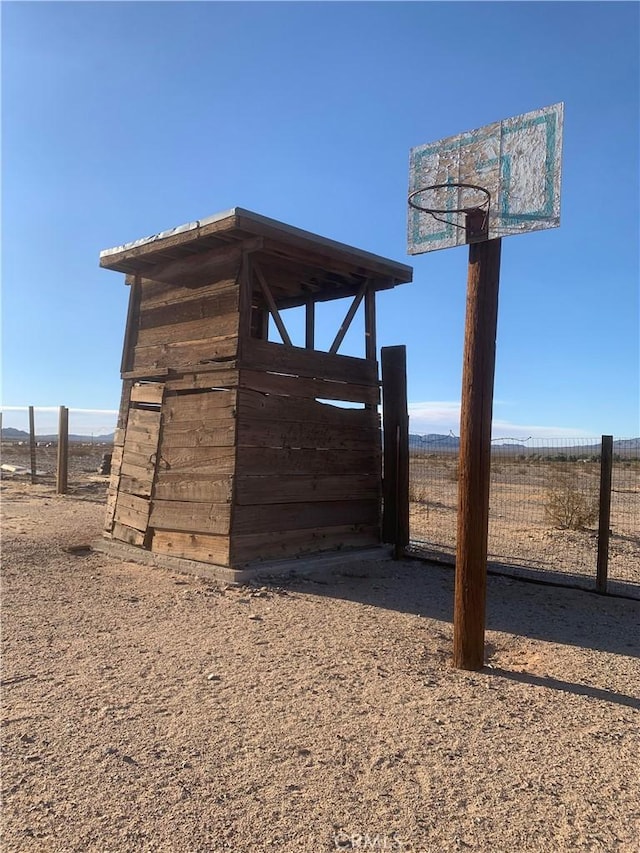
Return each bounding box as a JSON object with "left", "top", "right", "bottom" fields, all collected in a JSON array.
[{"left": 408, "top": 183, "right": 491, "bottom": 232}]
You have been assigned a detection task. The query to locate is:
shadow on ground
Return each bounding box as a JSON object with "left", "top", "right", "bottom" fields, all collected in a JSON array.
[{"left": 287, "top": 555, "right": 640, "bottom": 661}]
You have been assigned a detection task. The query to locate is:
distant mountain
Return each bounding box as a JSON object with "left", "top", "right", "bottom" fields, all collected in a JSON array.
[
  {"left": 2, "top": 428, "right": 29, "bottom": 439},
  {"left": 410, "top": 433, "right": 460, "bottom": 450},
  {"left": 613, "top": 438, "right": 640, "bottom": 453},
  {"left": 408, "top": 433, "right": 640, "bottom": 457},
  {"left": 1, "top": 428, "right": 114, "bottom": 443}
]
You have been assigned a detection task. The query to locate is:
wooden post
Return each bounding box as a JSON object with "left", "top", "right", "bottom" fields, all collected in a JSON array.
[
  {"left": 453, "top": 238, "right": 502, "bottom": 671},
  {"left": 305, "top": 299, "right": 315, "bottom": 350},
  {"left": 56, "top": 406, "right": 69, "bottom": 495},
  {"left": 596, "top": 434, "right": 613, "bottom": 594},
  {"left": 381, "top": 346, "right": 409, "bottom": 551},
  {"left": 364, "top": 285, "right": 377, "bottom": 363},
  {"left": 28, "top": 406, "right": 37, "bottom": 485}
]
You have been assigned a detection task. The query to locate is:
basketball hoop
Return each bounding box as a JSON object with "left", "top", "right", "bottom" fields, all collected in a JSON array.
[{"left": 408, "top": 182, "right": 491, "bottom": 237}]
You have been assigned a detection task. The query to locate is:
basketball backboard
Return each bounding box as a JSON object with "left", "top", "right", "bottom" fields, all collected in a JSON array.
[{"left": 407, "top": 102, "right": 564, "bottom": 254}]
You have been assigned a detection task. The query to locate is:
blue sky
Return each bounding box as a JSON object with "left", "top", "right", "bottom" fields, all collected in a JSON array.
[{"left": 2, "top": 1, "right": 638, "bottom": 439}]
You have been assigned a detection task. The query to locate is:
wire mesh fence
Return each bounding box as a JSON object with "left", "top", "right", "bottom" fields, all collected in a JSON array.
[{"left": 408, "top": 436, "right": 640, "bottom": 598}]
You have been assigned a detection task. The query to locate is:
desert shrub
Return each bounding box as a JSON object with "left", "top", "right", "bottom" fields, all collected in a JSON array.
[
  {"left": 544, "top": 471, "right": 598, "bottom": 530},
  {"left": 409, "top": 482, "right": 429, "bottom": 504}
]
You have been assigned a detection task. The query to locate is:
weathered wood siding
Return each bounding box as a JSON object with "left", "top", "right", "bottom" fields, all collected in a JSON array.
[
  {"left": 131, "top": 247, "right": 242, "bottom": 374},
  {"left": 148, "top": 383, "right": 238, "bottom": 565},
  {"left": 230, "top": 340, "right": 382, "bottom": 564}
]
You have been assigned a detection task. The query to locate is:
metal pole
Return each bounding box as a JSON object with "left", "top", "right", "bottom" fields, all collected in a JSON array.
[{"left": 453, "top": 238, "right": 502, "bottom": 671}]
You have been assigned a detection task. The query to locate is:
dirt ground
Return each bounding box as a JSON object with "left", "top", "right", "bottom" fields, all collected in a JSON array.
[{"left": 1, "top": 469, "right": 639, "bottom": 853}]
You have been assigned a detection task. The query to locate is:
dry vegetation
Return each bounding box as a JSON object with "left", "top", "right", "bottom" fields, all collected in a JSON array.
[{"left": 1, "top": 452, "right": 639, "bottom": 852}]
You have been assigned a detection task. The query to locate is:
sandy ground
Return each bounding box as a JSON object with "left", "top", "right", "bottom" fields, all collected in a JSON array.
[{"left": 1, "top": 473, "right": 639, "bottom": 853}]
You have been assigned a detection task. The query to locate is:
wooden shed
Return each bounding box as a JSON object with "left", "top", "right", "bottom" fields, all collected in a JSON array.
[{"left": 100, "top": 208, "right": 412, "bottom": 579}]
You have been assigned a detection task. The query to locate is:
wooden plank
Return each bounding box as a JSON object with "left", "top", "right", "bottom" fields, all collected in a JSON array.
[
  {"left": 237, "top": 388, "right": 378, "bottom": 428},
  {"left": 151, "top": 529, "right": 230, "bottom": 566},
  {"left": 113, "top": 427, "right": 126, "bottom": 447},
  {"left": 119, "top": 474, "right": 153, "bottom": 498},
  {"left": 232, "top": 500, "right": 379, "bottom": 536},
  {"left": 136, "top": 312, "right": 239, "bottom": 347},
  {"left": 231, "top": 524, "right": 380, "bottom": 565},
  {"left": 112, "top": 521, "right": 145, "bottom": 547},
  {"left": 156, "top": 445, "right": 235, "bottom": 474},
  {"left": 111, "top": 445, "right": 124, "bottom": 468},
  {"left": 235, "top": 474, "right": 379, "bottom": 505},
  {"left": 115, "top": 492, "right": 150, "bottom": 515},
  {"left": 122, "top": 448, "right": 155, "bottom": 469},
  {"left": 139, "top": 245, "right": 242, "bottom": 288},
  {"left": 239, "top": 338, "right": 378, "bottom": 386},
  {"left": 120, "top": 460, "right": 155, "bottom": 480},
  {"left": 237, "top": 419, "right": 379, "bottom": 451},
  {"left": 236, "top": 446, "right": 380, "bottom": 477},
  {"left": 114, "top": 500, "right": 151, "bottom": 532},
  {"left": 162, "top": 389, "right": 236, "bottom": 423},
  {"left": 132, "top": 335, "right": 239, "bottom": 372},
  {"left": 127, "top": 407, "right": 161, "bottom": 429},
  {"left": 161, "top": 421, "right": 236, "bottom": 448},
  {"left": 130, "top": 384, "right": 164, "bottom": 405},
  {"left": 139, "top": 285, "right": 238, "bottom": 328},
  {"left": 238, "top": 369, "right": 379, "bottom": 406},
  {"left": 153, "top": 475, "right": 233, "bottom": 503},
  {"left": 122, "top": 436, "right": 158, "bottom": 457},
  {"left": 121, "top": 368, "right": 171, "bottom": 381},
  {"left": 105, "top": 488, "right": 118, "bottom": 532},
  {"left": 149, "top": 500, "right": 231, "bottom": 535},
  {"left": 122, "top": 426, "right": 160, "bottom": 448},
  {"left": 116, "top": 380, "right": 134, "bottom": 431},
  {"left": 165, "top": 369, "right": 239, "bottom": 392}
]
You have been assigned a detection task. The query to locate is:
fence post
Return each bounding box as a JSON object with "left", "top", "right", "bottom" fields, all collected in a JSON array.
[
  {"left": 596, "top": 434, "right": 613, "bottom": 593},
  {"left": 29, "top": 406, "right": 37, "bottom": 485},
  {"left": 56, "top": 406, "right": 69, "bottom": 495},
  {"left": 381, "top": 346, "right": 409, "bottom": 555}
]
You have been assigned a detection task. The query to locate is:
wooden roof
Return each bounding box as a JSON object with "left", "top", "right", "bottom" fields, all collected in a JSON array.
[{"left": 100, "top": 208, "right": 413, "bottom": 305}]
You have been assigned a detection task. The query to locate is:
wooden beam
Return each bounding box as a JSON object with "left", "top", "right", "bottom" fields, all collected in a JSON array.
[
  {"left": 238, "top": 251, "right": 254, "bottom": 342},
  {"left": 305, "top": 299, "right": 315, "bottom": 350},
  {"left": 364, "top": 284, "right": 377, "bottom": 362},
  {"left": 329, "top": 279, "right": 368, "bottom": 355},
  {"left": 120, "top": 275, "right": 141, "bottom": 375},
  {"left": 253, "top": 262, "right": 293, "bottom": 347}
]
